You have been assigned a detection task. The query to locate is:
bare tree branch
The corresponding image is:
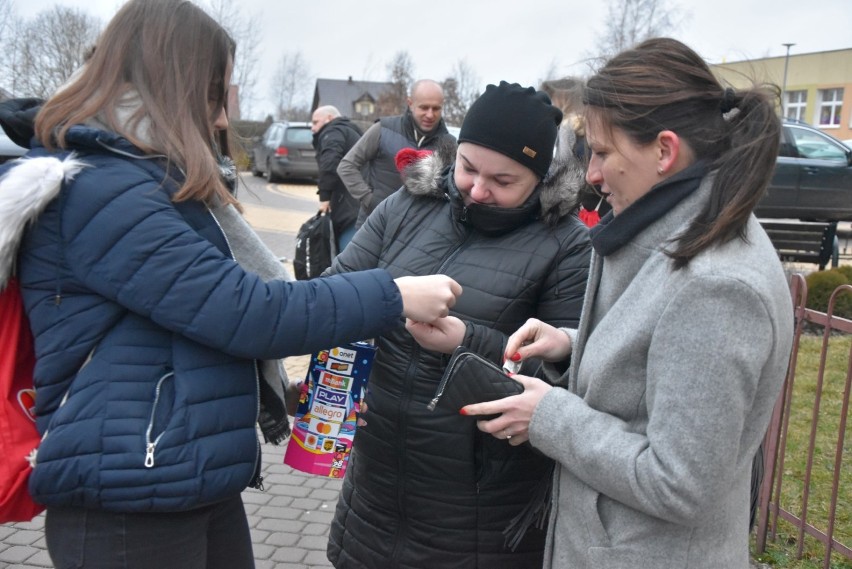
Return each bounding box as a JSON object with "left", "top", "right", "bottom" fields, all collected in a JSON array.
[
  {"left": 377, "top": 51, "right": 414, "bottom": 117},
  {"left": 0, "top": 0, "right": 20, "bottom": 96},
  {"left": 595, "top": 0, "right": 689, "bottom": 63},
  {"left": 11, "top": 6, "right": 100, "bottom": 99},
  {"left": 202, "top": 0, "right": 262, "bottom": 118},
  {"left": 441, "top": 59, "right": 480, "bottom": 126},
  {"left": 270, "top": 51, "right": 312, "bottom": 121}
]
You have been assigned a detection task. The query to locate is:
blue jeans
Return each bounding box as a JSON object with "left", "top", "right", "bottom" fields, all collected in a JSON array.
[
  {"left": 337, "top": 224, "right": 357, "bottom": 253},
  {"left": 45, "top": 495, "right": 254, "bottom": 569}
]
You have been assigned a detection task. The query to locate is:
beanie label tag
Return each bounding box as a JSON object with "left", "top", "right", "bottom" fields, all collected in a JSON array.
[{"left": 523, "top": 146, "right": 537, "bottom": 158}]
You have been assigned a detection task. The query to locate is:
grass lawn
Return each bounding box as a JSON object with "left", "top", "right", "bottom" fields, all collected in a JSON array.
[{"left": 752, "top": 334, "right": 851, "bottom": 569}]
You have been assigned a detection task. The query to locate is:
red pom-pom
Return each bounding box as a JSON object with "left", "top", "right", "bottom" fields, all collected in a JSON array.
[{"left": 395, "top": 148, "right": 433, "bottom": 173}]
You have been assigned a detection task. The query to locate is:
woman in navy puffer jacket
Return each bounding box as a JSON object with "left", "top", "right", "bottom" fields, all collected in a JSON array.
[{"left": 0, "top": 1, "right": 459, "bottom": 567}]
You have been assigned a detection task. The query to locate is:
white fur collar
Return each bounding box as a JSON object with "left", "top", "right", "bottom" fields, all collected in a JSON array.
[{"left": 0, "top": 155, "right": 86, "bottom": 288}]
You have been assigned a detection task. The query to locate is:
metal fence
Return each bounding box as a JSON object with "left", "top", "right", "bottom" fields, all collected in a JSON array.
[{"left": 755, "top": 276, "right": 852, "bottom": 568}]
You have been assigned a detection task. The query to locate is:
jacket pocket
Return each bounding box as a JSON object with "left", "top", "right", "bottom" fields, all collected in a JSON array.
[
  {"left": 144, "top": 371, "right": 175, "bottom": 468},
  {"left": 575, "top": 482, "right": 610, "bottom": 547}
]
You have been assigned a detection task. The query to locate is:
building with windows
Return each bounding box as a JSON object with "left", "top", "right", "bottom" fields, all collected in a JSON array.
[
  {"left": 311, "top": 77, "right": 395, "bottom": 132},
  {"left": 711, "top": 48, "right": 852, "bottom": 141}
]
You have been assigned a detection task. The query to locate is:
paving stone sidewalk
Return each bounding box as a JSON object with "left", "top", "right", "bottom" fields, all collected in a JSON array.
[{"left": 0, "top": 355, "right": 342, "bottom": 569}]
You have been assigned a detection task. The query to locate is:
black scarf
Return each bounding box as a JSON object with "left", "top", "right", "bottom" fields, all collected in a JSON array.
[
  {"left": 589, "top": 161, "right": 709, "bottom": 257},
  {"left": 445, "top": 168, "right": 542, "bottom": 237}
]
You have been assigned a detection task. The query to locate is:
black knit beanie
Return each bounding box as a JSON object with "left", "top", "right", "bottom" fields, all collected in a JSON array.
[{"left": 458, "top": 81, "right": 562, "bottom": 178}]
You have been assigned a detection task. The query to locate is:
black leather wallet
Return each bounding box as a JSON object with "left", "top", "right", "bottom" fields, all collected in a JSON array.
[{"left": 427, "top": 346, "right": 524, "bottom": 416}]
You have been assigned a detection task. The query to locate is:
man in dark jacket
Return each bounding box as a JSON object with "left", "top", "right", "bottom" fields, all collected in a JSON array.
[
  {"left": 336, "top": 79, "right": 456, "bottom": 228},
  {"left": 311, "top": 105, "right": 363, "bottom": 251}
]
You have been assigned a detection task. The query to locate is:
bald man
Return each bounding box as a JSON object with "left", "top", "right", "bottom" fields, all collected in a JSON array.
[
  {"left": 310, "top": 105, "right": 363, "bottom": 251},
  {"left": 337, "top": 79, "right": 456, "bottom": 229}
]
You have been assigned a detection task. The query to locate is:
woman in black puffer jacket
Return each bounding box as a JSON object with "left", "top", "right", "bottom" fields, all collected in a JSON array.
[{"left": 325, "top": 82, "right": 592, "bottom": 569}]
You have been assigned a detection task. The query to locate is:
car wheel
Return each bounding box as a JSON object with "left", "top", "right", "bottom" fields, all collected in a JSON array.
[{"left": 265, "top": 160, "right": 280, "bottom": 184}]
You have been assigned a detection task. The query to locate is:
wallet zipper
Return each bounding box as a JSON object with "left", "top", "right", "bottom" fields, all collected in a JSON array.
[
  {"left": 427, "top": 351, "right": 503, "bottom": 411},
  {"left": 427, "top": 352, "right": 465, "bottom": 411}
]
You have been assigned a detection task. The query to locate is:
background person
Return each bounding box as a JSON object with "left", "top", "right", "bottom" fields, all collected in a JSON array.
[
  {"left": 336, "top": 78, "right": 456, "bottom": 229},
  {"left": 463, "top": 38, "right": 794, "bottom": 569},
  {"left": 540, "top": 76, "right": 610, "bottom": 226},
  {"left": 310, "top": 105, "right": 363, "bottom": 251},
  {"left": 325, "top": 81, "right": 592, "bottom": 568},
  {"left": 0, "top": 1, "right": 460, "bottom": 567}
]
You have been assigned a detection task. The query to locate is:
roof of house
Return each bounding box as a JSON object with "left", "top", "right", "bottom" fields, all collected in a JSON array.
[{"left": 312, "top": 77, "right": 394, "bottom": 117}]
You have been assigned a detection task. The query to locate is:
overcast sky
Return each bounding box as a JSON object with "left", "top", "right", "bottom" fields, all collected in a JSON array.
[{"left": 13, "top": 0, "right": 852, "bottom": 120}]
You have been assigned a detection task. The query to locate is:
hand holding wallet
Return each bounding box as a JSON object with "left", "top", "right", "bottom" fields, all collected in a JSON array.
[{"left": 427, "top": 346, "right": 524, "bottom": 417}]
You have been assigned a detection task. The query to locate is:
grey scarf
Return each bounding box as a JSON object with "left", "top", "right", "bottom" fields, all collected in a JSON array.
[{"left": 211, "top": 198, "right": 294, "bottom": 444}]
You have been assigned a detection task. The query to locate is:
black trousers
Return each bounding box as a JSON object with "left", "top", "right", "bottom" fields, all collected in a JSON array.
[{"left": 45, "top": 495, "right": 254, "bottom": 569}]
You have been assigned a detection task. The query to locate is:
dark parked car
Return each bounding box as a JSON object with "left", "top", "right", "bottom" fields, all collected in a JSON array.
[
  {"left": 755, "top": 120, "right": 852, "bottom": 221},
  {"left": 0, "top": 130, "right": 27, "bottom": 165},
  {"left": 250, "top": 121, "right": 318, "bottom": 183}
]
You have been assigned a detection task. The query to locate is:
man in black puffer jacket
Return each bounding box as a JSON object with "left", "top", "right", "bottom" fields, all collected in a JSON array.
[
  {"left": 311, "top": 105, "right": 363, "bottom": 251},
  {"left": 325, "top": 82, "right": 592, "bottom": 569}
]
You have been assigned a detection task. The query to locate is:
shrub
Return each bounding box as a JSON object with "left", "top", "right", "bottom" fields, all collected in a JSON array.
[
  {"left": 805, "top": 267, "right": 852, "bottom": 319},
  {"left": 229, "top": 119, "right": 271, "bottom": 172}
]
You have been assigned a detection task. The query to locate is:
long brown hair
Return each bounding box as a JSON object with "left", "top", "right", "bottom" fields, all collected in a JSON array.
[
  {"left": 35, "top": 0, "right": 237, "bottom": 207},
  {"left": 584, "top": 37, "right": 781, "bottom": 268}
]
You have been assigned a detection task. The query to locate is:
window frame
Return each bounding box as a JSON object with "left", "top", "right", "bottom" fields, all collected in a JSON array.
[
  {"left": 784, "top": 90, "right": 808, "bottom": 122},
  {"left": 816, "top": 87, "right": 844, "bottom": 128}
]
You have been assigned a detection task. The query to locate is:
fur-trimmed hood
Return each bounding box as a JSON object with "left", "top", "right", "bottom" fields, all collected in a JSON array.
[
  {"left": 400, "top": 131, "right": 587, "bottom": 227},
  {"left": 0, "top": 155, "right": 86, "bottom": 289}
]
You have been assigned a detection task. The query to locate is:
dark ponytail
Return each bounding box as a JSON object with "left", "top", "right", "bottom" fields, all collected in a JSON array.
[{"left": 584, "top": 38, "right": 781, "bottom": 269}]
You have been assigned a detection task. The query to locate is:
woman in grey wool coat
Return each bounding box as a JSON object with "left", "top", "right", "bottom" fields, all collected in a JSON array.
[{"left": 462, "top": 38, "right": 795, "bottom": 569}]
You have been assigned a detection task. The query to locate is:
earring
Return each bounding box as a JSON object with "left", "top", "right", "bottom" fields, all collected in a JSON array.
[{"left": 657, "top": 167, "right": 664, "bottom": 175}]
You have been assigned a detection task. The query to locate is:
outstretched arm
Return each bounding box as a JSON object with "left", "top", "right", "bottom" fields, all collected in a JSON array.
[{"left": 337, "top": 122, "right": 381, "bottom": 204}]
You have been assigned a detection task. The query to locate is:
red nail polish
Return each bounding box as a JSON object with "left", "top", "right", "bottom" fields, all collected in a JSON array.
[
  {"left": 459, "top": 408, "right": 468, "bottom": 416},
  {"left": 510, "top": 352, "right": 522, "bottom": 362}
]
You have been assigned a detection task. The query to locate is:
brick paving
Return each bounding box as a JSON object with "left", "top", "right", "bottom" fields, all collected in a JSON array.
[{"left": 0, "top": 355, "right": 346, "bottom": 569}]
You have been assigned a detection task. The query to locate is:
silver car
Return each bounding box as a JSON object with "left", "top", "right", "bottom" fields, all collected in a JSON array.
[{"left": 250, "top": 121, "right": 318, "bottom": 183}]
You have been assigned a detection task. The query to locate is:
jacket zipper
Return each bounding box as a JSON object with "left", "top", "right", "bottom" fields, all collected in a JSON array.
[
  {"left": 36, "top": 346, "right": 98, "bottom": 465},
  {"left": 390, "top": 343, "right": 421, "bottom": 562},
  {"left": 437, "top": 226, "right": 473, "bottom": 273},
  {"left": 144, "top": 371, "right": 175, "bottom": 468},
  {"left": 390, "top": 229, "right": 471, "bottom": 559}
]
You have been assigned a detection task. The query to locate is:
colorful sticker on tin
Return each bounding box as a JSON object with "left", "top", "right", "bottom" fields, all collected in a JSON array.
[{"left": 283, "top": 341, "right": 376, "bottom": 478}]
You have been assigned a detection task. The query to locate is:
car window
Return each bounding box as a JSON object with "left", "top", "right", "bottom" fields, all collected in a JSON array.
[
  {"left": 285, "top": 127, "right": 313, "bottom": 145},
  {"left": 778, "top": 129, "right": 797, "bottom": 158},
  {"left": 788, "top": 125, "right": 849, "bottom": 162},
  {"left": 263, "top": 125, "right": 279, "bottom": 145}
]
